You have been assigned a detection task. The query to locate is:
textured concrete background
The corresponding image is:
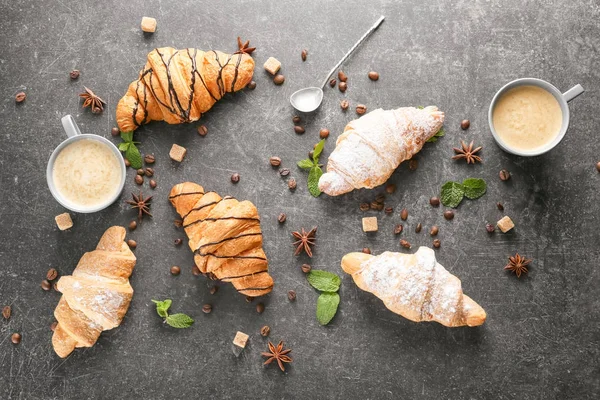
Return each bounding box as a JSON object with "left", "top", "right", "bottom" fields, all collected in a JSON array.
[{"left": 1, "top": 0, "right": 599, "bottom": 399}]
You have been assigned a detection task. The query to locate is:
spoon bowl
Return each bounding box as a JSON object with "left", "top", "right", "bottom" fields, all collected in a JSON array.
[{"left": 290, "top": 87, "right": 323, "bottom": 113}]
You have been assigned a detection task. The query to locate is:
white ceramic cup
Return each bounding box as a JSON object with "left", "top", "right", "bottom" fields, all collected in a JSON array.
[
  {"left": 488, "top": 78, "right": 584, "bottom": 156},
  {"left": 46, "top": 115, "right": 126, "bottom": 213}
]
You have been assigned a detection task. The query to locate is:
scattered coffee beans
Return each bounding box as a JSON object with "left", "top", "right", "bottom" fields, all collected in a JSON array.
[
  {"left": 460, "top": 119, "right": 470, "bottom": 130},
  {"left": 443, "top": 210, "right": 455, "bottom": 220},
  {"left": 170, "top": 266, "right": 181, "bottom": 275},
  {"left": 499, "top": 169, "right": 511, "bottom": 181},
  {"left": 231, "top": 173, "right": 240, "bottom": 183},
  {"left": 368, "top": 71, "right": 379, "bottom": 81}
]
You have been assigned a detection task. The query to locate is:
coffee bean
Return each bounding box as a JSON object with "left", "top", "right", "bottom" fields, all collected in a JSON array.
[
  {"left": 11, "top": 333, "right": 21, "bottom": 345},
  {"left": 340, "top": 99, "right": 349, "bottom": 110},
  {"left": 209, "top": 286, "right": 218, "bottom": 295},
  {"left": 174, "top": 238, "right": 183, "bottom": 245},
  {"left": 231, "top": 173, "right": 240, "bottom": 183},
  {"left": 53, "top": 282, "right": 58, "bottom": 291},
  {"left": 269, "top": 156, "right": 282, "bottom": 167},
  {"left": 596, "top": 162, "right": 600, "bottom": 172},
  {"left": 2, "top": 306, "right": 11, "bottom": 320},
  {"left": 360, "top": 203, "right": 370, "bottom": 211},
  {"left": 400, "top": 208, "right": 408, "bottom": 221},
  {"left": 486, "top": 223, "right": 495, "bottom": 233},
  {"left": 433, "top": 239, "right": 441, "bottom": 248},
  {"left": 338, "top": 71, "right": 348, "bottom": 82},
  {"left": 319, "top": 128, "right": 330, "bottom": 139},
  {"left": 384, "top": 207, "right": 393, "bottom": 214},
  {"left": 41, "top": 280, "right": 51, "bottom": 291},
  {"left": 169, "top": 266, "right": 181, "bottom": 276},
  {"left": 15, "top": 92, "right": 26, "bottom": 103},
  {"left": 375, "top": 194, "right": 385, "bottom": 204},
  {"left": 197, "top": 125, "right": 208, "bottom": 136},
  {"left": 46, "top": 268, "right": 58, "bottom": 281},
  {"left": 362, "top": 247, "right": 371, "bottom": 254},
  {"left": 338, "top": 82, "right": 347, "bottom": 92},
  {"left": 202, "top": 304, "right": 212, "bottom": 314},
  {"left": 288, "top": 290, "right": 296, "bottom": 301},
  {"left": 174, "top": 219, "right": 183, "bottom": 227},
  {"left": 301, "top": 264, "right": 312, "bottom": 273},
  {"left": 497, "top": 202, "right": 504, "bottom": 211},
  {"left": 408, "top": 159, "right": 418, "bottom": 171},
  {"left": 126, "top": 239, "right": 137, "bottom": 249},
  {"left": 400, "top": 239, "right": 411, "bottom": 249},
  {"left": 70, "top": 69, "right": 80, "bottom": 79},
  {"left": 416, "top": 223, "right": 422, "bottom": 233},
  {"left": 329, "top": 78, "right": 337, "bottom": 87},
  {"left": 247, "top": 80, "right": 256, "bottom": 90},
  {"left": 245, "top": 296, "right": 254, "bottom": 303},
  {"left": 443, "top": 210, "right": 454, "bottom": 220},
  {"left": 430, "top": 197, "right": 440, "bottom": 207},
  {"left": 371, "top": 202, "right": 384, "bottom": 211},
  {"left": 50, "top": 321, "right": 58, "bottom": 331},
  {"left": 294, "top": 125, "right": 305, "bottom": 134},
  {"left": 279, "top": 168, "right": 291, "bottom": 176},
  {"left": 277, "top": 213, "right": 287, "bottom": 223},
  {"left": 292, "top": 116, "right": 301, "bottom": 124},
  {"left": 111, "top": 127, "right": 120, "bottom": 136},
  {"left": 499, "top": 169, "right": 511, "bottom": 181},
  {"left": 256, "top": 303, "right": 265, "bottom": 314},
  {"left": 394, "top": 224, "right": 403, "bottom": 234},
  {"left": 192, "top": 265, "right": 201, "bottom": 276},
  {"left": 356, "top": 104, "right": 367, "bottom": 115},
  {"left": 143, "top": 154, "right": 155, "bottom": 164},
  {"left": 288, "top": 178, "right": 297, "bottom": 190},
  {"left": 385, "top": 184, "right": 396, "bottom": 194},
  {"left": 368, "top": 71, "right": 379, "bottom": 81},
  {"left": 124, "top": 158, "right": 131, "bottom": 167},
  {"left": 149, "top": 179, "right": 157, "bottom": 189},
  {"left": 273, "top": 74, "right": 285, "bottom": 85},
  {"left": 260, "top": 325, "right": 271, "bottom": 337},
  {"left": 135, "top": 175, "right": 143, "bottom": 185},
  {"left": 430, "top": 226, "right": 439, "bottom": 236},
  {"left": 301, "top": 49, "right": 308, "bottom": 61},
  {"left": 144, "top": 167, "right": 154, "bottom": 177},
  {"left": 136, "top": 168, "right": 144, "bottom": 176},
  {"left": 460, "top": 119, "right": 470, "bottom": 130}
]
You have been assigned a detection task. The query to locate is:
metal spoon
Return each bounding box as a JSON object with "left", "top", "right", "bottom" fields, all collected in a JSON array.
[{"left": 290, "top": 15, "right": 385, "bottom": 113}]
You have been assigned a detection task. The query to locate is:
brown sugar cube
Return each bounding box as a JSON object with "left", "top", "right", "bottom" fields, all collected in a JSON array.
[
  {"left": 141, "top": 17, "right": 157, "bottom": 33},
  {"left": 232, "top": 331, "right": 249, "bottom": 357},
  {"left": 263, "top": 57, "right": 281, "bottom": 75},
  {"left": 497, "top": 216, "right": 515, "bottom": 233},
  {"left": 169, "top": 144, "right": 187, "bottom": 162},
  {"left": 55, "top": 213, "right": 73, "bottom": 231},
  {"left": 362, "top": 217, "right": 378, "bottom": 233}
]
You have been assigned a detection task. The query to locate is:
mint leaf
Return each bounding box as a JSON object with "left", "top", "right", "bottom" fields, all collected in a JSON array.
[
  {"left": 441, "top": 181, "right": 464, "bottom": 208},
  {"left": 118, "top": 142, "right": 130, "bottom": 152},
  {"left": 297, "top": 159, "right": 315, "bottom": 170},
  {"left": 417, "top": 105, "right": 424, "bottom": 109},
  {"left": 125, "top": 143, "right": 143, "bottom": 169},
  {"left": 165, "top": 313, "right": 194, "bottom": 329},
  {"left": 312, "top": 139, "right": 325, "bottom": 163},
  {"left": 462, "top": 178, "right": 487, "bottom": 200},
  {"left": 307, "top": 166, "right": 323, "bottom": 197},
  {"left": 426, "top": 127, "right": 445, "bottom": 143},
  {"left": 120, "top": 131, "right": 133, "bottom": 142},
  {"left": 316, "top": 292, "right": 340, "bottom": 325},
  {"left": 307, "top": 270, "right": 341, "bottom": 292},
  {"left": 152, "top": 299, "right": 172, "bottom": 318}
]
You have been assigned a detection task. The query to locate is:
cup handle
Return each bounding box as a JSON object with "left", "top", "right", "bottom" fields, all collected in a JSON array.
[
  {"left": 563, "top": 84, "right": 584, "bottom": 103},
  {"left": 61, "top": 115, "right": 82, "bottom": 138}
]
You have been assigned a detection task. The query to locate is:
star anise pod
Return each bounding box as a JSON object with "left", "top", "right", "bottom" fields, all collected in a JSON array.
[
  {"left": 292, "top": 226, "right": 317, "bottom": 257},
  {"left": 126, "top": 192, "right": 153, "bottom": 220},
  {"left": 262, "top": 341, "right": 292, "bottom": 372},
  {"left": 79, "top": 86, "right": 106, "bottom": 114},
  {"left": 236, "top": 37, "right": 256, "bottom": 55},
  {"left": 452, "top": 140, "right": 482, "bottom": 164},
  {"left": 504, "top": 253, "right": 532, "bottom": 278}
]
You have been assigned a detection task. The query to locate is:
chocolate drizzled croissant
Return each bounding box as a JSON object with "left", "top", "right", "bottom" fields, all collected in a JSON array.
[
  {"left": 169, "top": 182, "right": 274, "bottom": 297},
  {"left": 116, "top": 47, "right": 254, "bottom": 132}
]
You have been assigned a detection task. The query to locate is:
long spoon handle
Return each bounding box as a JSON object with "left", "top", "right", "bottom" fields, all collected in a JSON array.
[{"left": 320, "top": 15, "right": 385, "bottom": 89}]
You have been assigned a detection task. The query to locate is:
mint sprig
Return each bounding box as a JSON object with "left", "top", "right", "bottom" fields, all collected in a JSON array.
[
  {"left": 426, "top": 127, "right": 445, "bottom": 143},
  {"left": 297, "top": 139, "right": 326, "bottom": 197},
  {"left": 307, "top": 269, "right": 341, "bottom": 325},
  {"left": 119, "top": 131, "right": 142, "bottom": 169},
  {"left": 152, "top": 299, "right": 194, "bottom": 329},
  {"left": 440, "top": 178, "right": 487, "bottom": 208}
]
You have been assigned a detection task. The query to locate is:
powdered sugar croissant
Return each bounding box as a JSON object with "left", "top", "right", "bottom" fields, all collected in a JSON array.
[
  {"left": 52, "top": 226, "right": 137, "bottom": 358},
  {"left": 116, "top": 46, "right": 254, "bottom": 132},
  {"left": 341, "top": 247, "right": 486, "bottom": 327},
  {"left": 319, "top": 106, "right": 445, "bottom": 196}
]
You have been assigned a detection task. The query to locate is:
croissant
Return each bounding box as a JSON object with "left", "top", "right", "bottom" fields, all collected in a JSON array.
[
  {"left": 52, "top": 226, "right": 137, "bottom": 358},
  {"left": 116, "top": 46, "right": 254, "bottom": 132},
  {"left": 341, "top": 247, "right": 486, "bottom": 327},
  {"left": 319, "top": 106, "right": 445, "bottom": 196},
  {"left": 169, "top": 182, "right": 273, "bottom": 297}
]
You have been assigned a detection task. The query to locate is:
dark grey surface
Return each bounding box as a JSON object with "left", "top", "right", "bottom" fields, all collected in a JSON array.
[{"left": 1, "top": 0, "right": 599, "bottom": 399}]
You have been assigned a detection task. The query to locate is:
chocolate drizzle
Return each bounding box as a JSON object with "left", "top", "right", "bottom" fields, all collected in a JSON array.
[{"left": 195, "top": 232, "right": 262, "bottom": 252}]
